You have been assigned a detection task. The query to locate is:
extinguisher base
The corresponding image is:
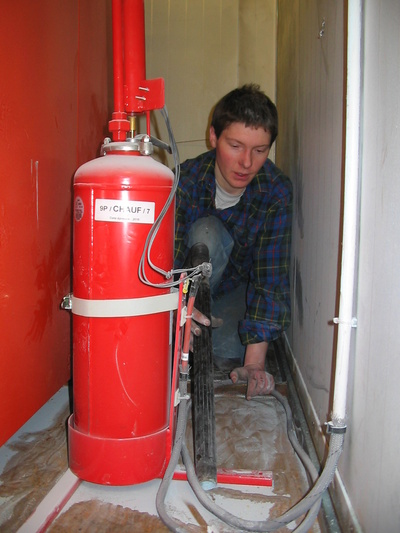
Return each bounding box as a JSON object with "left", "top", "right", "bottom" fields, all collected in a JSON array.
[{"left": 68, "top": 415, "right": 169, "bottom": 486}]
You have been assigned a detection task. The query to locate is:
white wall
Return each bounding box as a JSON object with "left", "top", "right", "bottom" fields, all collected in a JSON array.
[
  {"left": 346, "top": 1, "right": 400, "bottom": 529},
  {"left": 277, "top": 1, "right": 400, "bottom": 531}
]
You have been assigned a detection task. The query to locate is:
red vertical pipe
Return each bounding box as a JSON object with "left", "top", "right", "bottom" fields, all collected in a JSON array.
[
  {"left": 109, "top": 0, "right": 129, "bottom": 140},
  {"left": 123, "top": 0, "right": 146, "bottom": 113},
  {"left": 112, "top": 0, "right": 124, "bottom": 113}
]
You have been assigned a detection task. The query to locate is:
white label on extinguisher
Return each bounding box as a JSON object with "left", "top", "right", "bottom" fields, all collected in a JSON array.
[{"left": 94, "top": 199, "right": 155, "bottom": 224}]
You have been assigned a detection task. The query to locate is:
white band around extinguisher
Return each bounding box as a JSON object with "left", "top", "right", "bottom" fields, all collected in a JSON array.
[{"left": 70, "top": 289, "right": 179, "bottom": 318}]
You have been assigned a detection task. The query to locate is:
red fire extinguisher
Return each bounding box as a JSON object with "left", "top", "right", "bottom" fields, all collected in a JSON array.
[
  {"left": 61, "top": 0, "right": 180, "bottom": 485},
  {"left": 66, "top": 137, "right": 177, "bottom": 485}
]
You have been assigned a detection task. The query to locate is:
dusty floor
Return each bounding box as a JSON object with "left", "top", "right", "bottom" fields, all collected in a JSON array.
[{"left": 0, "top": 347, "right": 324, "bottom": 532}]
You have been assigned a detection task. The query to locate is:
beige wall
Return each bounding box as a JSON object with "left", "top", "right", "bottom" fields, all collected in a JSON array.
[
  {"left": 238, "top": 0, "right": 276, "bottom": 97},
  {"left": 144, "top": 0, "right": 277, "bottom": 165},
  {"left": 277, "top": 0, "right": 344, "bottom": 438}
]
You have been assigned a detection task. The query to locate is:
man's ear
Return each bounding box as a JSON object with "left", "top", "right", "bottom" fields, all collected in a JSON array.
[{"left": 209, "top": 126, "right": 217, "bottom": 148}]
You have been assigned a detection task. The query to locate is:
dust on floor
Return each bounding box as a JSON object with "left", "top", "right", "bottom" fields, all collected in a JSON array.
[{"left": 0, "top": 382, "right": 320, "bottom": 532}]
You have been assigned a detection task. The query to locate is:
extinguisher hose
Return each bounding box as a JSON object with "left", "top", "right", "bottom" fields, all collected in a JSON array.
[
  {"left": 156, "top": 387, "right": 344, "bottom": 532},
  {"left": 156, "top": 396, "right": 191, "bottom": 533}
]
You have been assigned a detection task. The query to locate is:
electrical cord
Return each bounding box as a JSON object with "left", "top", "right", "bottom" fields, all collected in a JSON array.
[{"left": 137, "top": 106, "right": 203, "bottom": 289}]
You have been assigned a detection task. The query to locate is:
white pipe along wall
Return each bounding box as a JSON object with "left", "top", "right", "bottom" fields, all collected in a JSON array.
[{"left": 331, "top": 0, "right": 362, "bottom": 426}]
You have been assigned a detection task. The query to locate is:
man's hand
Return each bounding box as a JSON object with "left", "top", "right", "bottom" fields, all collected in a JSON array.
[
  {"left": 191, "top": 308, "right": 210, "bottom": 337},
  {"left": 230, "top": 363, "right": 275, "bottom": 400},
  {"left": 189, "top": 308, "right": 223, "bottom": 350}
]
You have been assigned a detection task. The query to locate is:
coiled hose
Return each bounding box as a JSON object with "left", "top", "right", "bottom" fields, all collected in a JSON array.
[{"left": 156, "top": 388, "right": 344, "bottom": 532}]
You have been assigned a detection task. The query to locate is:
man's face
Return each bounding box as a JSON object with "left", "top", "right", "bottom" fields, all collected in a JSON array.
[{"left": 209, "top": 122, "right": 272, "bottom": 194}]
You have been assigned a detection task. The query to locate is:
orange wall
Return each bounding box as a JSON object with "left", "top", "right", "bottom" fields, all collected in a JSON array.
[{"left": 0, "top": 0, "right": 112, "bottom": 445}]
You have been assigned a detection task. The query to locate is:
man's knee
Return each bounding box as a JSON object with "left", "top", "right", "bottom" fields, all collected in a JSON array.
[{"left": 188, "top": 216, "right": 233, "bottom": 261}]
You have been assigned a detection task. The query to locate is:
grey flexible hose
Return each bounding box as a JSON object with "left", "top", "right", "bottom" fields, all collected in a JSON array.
[
  {"left": 181, "top": 403, "right": 343, "bottom": 531},
  {"left": 156, "top": 396, "right": 191, "bottom": 532},
  {"left": 157, "top": 388, "right": 344, "bottom": 532},
  {"left": 181, "top": 440, "right": 321, "bottom": 532}
]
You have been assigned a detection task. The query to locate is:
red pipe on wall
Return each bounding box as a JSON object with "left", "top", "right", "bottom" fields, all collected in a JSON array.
[
  {"left": 109, "top": 0, "right": 129, "bottom": 140},
  {"left": 124, "top": 0, "right": 146, "bottom": 113},
  {"left": 108, "top": 0, "right": 165, "bottom": 140},
  {"left": 112, "top": 0, "right": 125, "bottom": 113}
]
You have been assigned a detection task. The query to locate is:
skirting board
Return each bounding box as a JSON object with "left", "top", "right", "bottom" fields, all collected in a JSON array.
[{"left": 283, "top": 333, "right": 362, "bottom": 533}]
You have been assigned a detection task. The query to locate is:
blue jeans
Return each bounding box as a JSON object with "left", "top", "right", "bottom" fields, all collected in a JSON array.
[{"left": 188, "top": 216, "right": 246, "bottom": 362}]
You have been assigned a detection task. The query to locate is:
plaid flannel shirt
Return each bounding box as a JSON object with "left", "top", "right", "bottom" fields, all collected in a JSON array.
[{"left": 175, "top": 149, "right": 293, "bottom": 344}]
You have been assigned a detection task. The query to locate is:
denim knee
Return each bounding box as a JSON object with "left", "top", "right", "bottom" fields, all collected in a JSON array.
[{"left": 187, "top": 216, "right": 233, "bottom": 293}]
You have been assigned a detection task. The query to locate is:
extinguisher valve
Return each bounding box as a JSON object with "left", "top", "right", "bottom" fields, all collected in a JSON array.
[
  {"left": 100, "top": 134, "right": 172, "bottom": 157},
  {"left": 139, "top": 134, "right": 154, "bottom": 156}
]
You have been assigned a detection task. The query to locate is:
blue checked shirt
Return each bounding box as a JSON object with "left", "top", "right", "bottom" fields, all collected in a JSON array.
[{"left": 175, "top": 149, "right": 293, "bottom": 344}]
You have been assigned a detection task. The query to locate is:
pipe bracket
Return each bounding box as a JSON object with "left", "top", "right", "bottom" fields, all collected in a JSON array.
[
  {"left": 332, "top": 316, "right": 358, "bottom": 328},
  {"left": 325, "top": 421, "right": 347, "bottom": 434}
]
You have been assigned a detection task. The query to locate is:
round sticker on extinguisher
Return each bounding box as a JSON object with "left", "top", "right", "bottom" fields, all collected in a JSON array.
[{"left": 74, "top": 196, "right": 84, "bottom": 222}]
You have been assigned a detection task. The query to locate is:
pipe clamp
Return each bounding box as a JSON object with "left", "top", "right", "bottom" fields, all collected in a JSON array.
[{"left": 325, "top": 421, "right": 347, "bottom": 434}]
